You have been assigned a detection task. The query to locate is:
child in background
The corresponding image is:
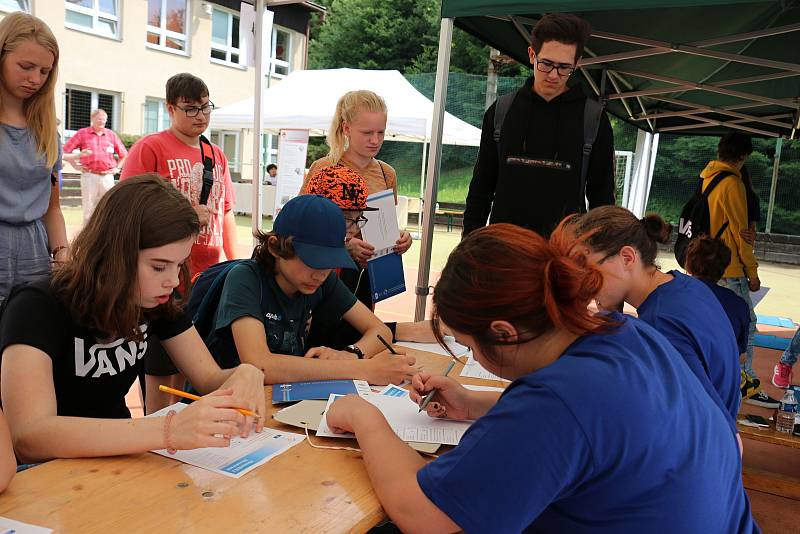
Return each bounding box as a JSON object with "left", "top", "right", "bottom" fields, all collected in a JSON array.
[
  {"left": 0, "top": 175, "right": 265, "bottom": 463},
  {"left": 326, "top": 223, "right": 756, "bottom": 533},
  {"left": 685, "top": 236, "right": 754, "bottom": 401},
  {"left": 300, "top": 90, "right": 412, "bottom": 310}
]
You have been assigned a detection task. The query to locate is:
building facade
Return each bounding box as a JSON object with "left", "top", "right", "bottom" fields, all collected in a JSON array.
[{"left": 0, "top": 0, "right": 324, "bottom": 181}]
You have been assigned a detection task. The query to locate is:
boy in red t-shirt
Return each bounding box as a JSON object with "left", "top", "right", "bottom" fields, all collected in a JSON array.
[{"left": 122, "top": 73, "right": 238, "bottom": 276}]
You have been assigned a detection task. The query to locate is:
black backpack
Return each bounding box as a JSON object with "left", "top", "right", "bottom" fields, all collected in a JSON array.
[
  {"left": 493, "top": 91, "right": 605, "bottom": 213},
  {"left": 673, "top": 171, "right": 732, "bottom": 268}
]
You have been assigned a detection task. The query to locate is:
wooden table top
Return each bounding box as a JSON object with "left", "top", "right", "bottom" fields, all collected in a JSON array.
[{"left": 0, "top": 349, "right": 506, "bottom": 533}]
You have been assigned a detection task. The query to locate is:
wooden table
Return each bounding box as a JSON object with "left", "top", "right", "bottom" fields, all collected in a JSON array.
[{"left": 0, "top": 349, "right": 505, "bottom": 533}]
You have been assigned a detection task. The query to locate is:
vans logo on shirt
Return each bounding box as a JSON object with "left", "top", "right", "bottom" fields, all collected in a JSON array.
[
  {"left": 74, "top": 325, "right": 149, "bottom": 378},
  {"left": 265, "top": 312, "right": 281, "bottom": 321}
]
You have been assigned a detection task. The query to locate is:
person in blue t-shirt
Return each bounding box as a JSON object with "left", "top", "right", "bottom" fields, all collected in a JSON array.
[
  {"left": 685, "top": 236, "right": 750, "bottom": 356},
  {"left": 325, "top": 223, "right": 758, "bottom": 534},
  {"left": 571, "top": 206, "right": 742, "bottom": 425}
]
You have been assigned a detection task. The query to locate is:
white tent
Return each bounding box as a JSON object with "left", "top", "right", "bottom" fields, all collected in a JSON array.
[{"left": 210, "top": 68, "right": 481, "bottom": 146}]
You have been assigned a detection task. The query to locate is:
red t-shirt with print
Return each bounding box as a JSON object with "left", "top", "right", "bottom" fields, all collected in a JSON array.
[{"left": 121, "top": 130, "right": 234, "bottom": 275}]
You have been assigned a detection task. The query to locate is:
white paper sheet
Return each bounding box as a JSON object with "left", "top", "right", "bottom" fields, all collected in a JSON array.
[
  {"left": 749, "top": 286, "right": 770, "bottom": 309},
  {"left": 463, "top": 384, "right": 506, "bottom": 393},
  {"left": 395, "top": 336, "right": 472, "bottom": 358},
  {"left": 149, "top": 403, "right": 304, "bottom": 478},
  {"left": 361, "top": 190, "right": 401, "bottom": 258},
  {"left": 459, "top": 356, "right": 510, "bottom": 382},
  {"left": 317, "top": 393, "right": 471, "bottom": 445},
  {"left": 0, "top": 517, "right": 52, "bottom": 534}
]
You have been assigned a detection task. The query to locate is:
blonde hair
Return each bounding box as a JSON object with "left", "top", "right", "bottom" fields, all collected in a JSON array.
[
  {"left": 0, "top": 13, "right": 60, "bottom": 168},
  {"left": 326, "top": 90, "right": 387, "bottom": 164}
]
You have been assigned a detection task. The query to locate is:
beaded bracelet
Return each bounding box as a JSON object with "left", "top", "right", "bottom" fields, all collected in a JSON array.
[{"left": 163, "top": 409, "right": 177, "bottom": 454}]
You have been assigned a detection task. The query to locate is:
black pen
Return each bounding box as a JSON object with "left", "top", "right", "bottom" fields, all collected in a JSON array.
[
  {"left": 377, "top": 333, "right": 398, "bottom": 354},
  {"left": 418, "top": 358, "right": 457, "bottom": 413}
]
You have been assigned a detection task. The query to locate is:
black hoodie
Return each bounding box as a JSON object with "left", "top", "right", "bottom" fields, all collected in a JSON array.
[{"left": 463, "top": 77, "right": 615, "bottom": 238}]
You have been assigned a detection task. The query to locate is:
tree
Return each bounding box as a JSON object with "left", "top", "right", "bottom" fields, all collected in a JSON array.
[{"left": 308, "top": 0, "right": 438, "bottom": 73}]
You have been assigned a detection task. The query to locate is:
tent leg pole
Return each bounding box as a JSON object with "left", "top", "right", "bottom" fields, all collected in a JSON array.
[
  {"left": 418, "top": 141, "right": 427, "bottom": 238},
  {"left": 251, "top": 0, "right": 265, "bottom": 244},
  {"left": 765, "top": 137, "right": 783, "bottom": 234},
  {"left": 414, "top": 18, "right": 453, "bottom": 321}
]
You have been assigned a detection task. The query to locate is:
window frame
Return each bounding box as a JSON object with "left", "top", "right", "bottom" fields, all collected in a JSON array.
[
  {"left": 270, "top": 27, "right": 292, "bottom": 78},
  {"left": 64, "top": 0, "right": 121, "bottom": 40},
  {"left": 63, "top": 85, "right": 120, "bottom": 140},
  {"left": 211, "top": 130, "right": 241, "bottom": 173},
  {"left": 209, "top": 6, "right": 245, "bottom": 69},
  {"left": 143, "top": 97, "right": 169, "bottom": 135},
  {"left": 146, "top": 0, "right": 190, "bottom": 56},
  {"left": 0, "top": 0, "right": 30, "bottom": 14}
]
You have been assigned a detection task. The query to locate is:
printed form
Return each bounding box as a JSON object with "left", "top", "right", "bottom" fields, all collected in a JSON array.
[
  {"left": 149, "top": 403, "right": 304, "bottom": 478},
  {"left": 316, "top": 393, "right": 472, "bottom": 446}
]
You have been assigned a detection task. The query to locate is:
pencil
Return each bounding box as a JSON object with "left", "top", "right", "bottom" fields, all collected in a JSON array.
[
  {"left": 158, "top": 385, "right": 261, "bottom": 420},
  {"left": 377, "top": 333, "right": 398, "bottom": 354},
  {"left": 418, "top": 358, "right": 458, "bottom": 413}
]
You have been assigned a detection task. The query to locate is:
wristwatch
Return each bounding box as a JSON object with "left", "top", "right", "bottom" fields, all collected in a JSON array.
[{"left": 343, "top": 344, "right": 364, "bottom": 359}]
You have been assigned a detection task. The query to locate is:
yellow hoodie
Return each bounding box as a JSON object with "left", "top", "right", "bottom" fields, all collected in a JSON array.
[{"left": 700, "top": 160, "right": 758, "bottom": 280}]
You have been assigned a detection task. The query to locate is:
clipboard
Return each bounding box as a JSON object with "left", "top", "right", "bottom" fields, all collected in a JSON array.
[{"left": 273, "top": 400, "right": 440, "bottom": 454}]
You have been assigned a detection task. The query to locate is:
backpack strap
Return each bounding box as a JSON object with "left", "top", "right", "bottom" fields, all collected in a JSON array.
[
  {"left": 579, "top": 96, "right": 605, "bottom": 213},
  {"left": 198, "top": 134, "right": 215, "bottom": 205},
  {"left": 492, "top": 91, "right": 516, "bottom": 162},
  {"left": 703, "top": 171, "right": 734, "bottom": 240},
  {"left": 376, "top": 160, "right": 388, "bottom": 189}
]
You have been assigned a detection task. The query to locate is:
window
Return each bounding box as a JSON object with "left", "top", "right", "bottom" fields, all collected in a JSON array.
[
  {"left": 0, "top": 0, "right": 29, "bottom": 13},
  {"left": 65, "top": 0, "right": 119, "bottom": 38},
  {"left": 64, "top": 87, "right": 118, "bottom": 136},
  {"left": 270, "top": 28, "right": 291, "bottom": 77},
  {"left": 147, "top": 0, "right": 188, "bottom": 53},
  {"left": 210, "top": 8, "right": 241, "bottom": 67},
  {"left": 211, "top": 131, "right": 240, "bottom": 171},
  {"left": 143, "top": 98, "right": 169, "bottom": 135}
]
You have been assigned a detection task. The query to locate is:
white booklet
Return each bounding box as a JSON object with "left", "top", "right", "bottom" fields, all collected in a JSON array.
[
  {"left": 317, "top": 393, "right": 472, "bottom": 446},
  {"left": 459, "top": 355, "right": 510, "bottom": 382},
  {"left": 360, "top": 189, "right": 400, "bottom": 259},
  {"left": 149, "top": 403, "right": 304, "bottom": 478}
]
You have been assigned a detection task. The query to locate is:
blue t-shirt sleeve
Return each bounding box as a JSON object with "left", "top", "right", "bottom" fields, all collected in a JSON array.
[
  {"left": 417, "top": 383, "right": 592, "bottom": 533},
  {"left": 212, "top": 263, "right": 264, "bottom": 332}
]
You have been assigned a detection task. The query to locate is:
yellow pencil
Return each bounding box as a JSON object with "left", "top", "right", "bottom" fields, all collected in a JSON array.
[{"left": 158, "top": 385, "right": 261, "bottom": 420}]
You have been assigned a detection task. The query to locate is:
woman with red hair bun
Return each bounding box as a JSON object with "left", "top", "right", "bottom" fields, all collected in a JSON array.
[{"left": 325, "top": 223, "right": 756, "bottom": 534}]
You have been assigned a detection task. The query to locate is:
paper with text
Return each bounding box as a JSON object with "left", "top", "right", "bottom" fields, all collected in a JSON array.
[
  {"left": 149, "top": 403, "right": 304, "bottom": 478},
  {"left": 460, "top": 355, "right": 510, "bottom": 382},
  {"left": 0, "top": 517, "right": 52, "bottom": 534},
  {"left": 317, "top": 393, "right": 471, "bottom": 445},
  {"left": 395, "top": 337, "right": 472, "bottom": 358},
  {"left": 361, "top": 190, "right": 400, "bottom": 259}
]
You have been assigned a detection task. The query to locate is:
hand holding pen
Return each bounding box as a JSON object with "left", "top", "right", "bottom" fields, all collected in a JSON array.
[{"left": 409, "top": 365, "right": 473, "bottom": 420}]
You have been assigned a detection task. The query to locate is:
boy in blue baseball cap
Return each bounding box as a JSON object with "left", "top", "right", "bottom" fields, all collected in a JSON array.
[{"left": 205, "top": 194, "right": 417, "bottom": 385}]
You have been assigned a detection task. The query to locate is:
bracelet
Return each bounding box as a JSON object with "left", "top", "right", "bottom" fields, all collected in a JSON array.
[
  {"left": 50, "top": 245, "right": 68, "bottom": 260},
  {"left": 163, "top": 409, "right": 177, "bottom": 454}
]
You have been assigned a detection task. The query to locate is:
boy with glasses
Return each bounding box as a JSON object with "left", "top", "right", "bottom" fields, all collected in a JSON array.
[
  {"left": 122, "top": 72, "right": 238, "bottom": 277},
  {"left": 463, "top": 13, "right": 615, "bottom": 239}
]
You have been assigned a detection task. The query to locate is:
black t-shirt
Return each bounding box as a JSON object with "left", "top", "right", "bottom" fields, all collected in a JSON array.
[{"left": 0, "top": 278, "right": 192, "bottom": 419}]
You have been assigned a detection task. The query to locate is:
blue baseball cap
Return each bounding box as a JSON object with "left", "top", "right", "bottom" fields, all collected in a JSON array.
[{"left": 274, "top": 195, "right": 357, "bottom": 270}]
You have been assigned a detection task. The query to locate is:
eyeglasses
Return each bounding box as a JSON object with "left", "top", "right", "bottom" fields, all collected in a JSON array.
[
  {"left": 175, "top": 101, "right": 216, "bottom": 117},
  {"left": 535, "top": 58, "right": 576, "bottom": 77},
  {"left": 344, "top": 215, "right": 368, "bottom": 229}
]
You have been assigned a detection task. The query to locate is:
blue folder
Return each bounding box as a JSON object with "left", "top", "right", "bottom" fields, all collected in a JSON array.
[
  {"left": 756, "top": 315, "right": 795, "bottom": 329},
  {"left": 753, "top": 334, "right": 791, "bottom": 351},
  {"left": 367, "top": 252, "right": 406, "bottom": 303},
  {"left": 272, "top": 380, "right": 358, "bottom": 404}
]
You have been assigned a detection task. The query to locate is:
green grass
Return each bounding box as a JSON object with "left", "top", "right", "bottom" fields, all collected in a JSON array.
[{"left": 395, "top": 167, "right": 472, "bottom": 204}]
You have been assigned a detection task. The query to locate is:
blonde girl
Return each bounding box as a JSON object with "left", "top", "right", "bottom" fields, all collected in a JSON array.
[{"left": 0, "top": 13, "right": 68, "bottom": 301}]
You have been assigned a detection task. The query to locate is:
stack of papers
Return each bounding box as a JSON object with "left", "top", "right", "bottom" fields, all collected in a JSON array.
[
  {"left": 459, "top": 356, "right": 510, "bottom": 382},
  {"left": 0, "top": 517, "right": 52, "bottom": 534},
  {"left": 149, "top": 403, "right": 304, "bottom": 478},
  {"left": 396, "top": 336, "right": 471, "bottom": 358},
  {"left": 317, "top": 393, "right": 472, "bottom": 446}
]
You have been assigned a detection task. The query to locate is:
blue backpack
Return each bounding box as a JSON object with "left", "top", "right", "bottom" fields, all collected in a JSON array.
[{"left": 187, "top": 259, "right": 270, "bottom": 341}]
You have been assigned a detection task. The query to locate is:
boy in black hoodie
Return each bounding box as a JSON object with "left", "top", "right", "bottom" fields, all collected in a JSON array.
[{"left": 463, "top": 13, "right": 615, "bottom": 238}]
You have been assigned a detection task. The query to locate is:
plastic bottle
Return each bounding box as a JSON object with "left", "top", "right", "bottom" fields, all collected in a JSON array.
[{"left": 776, "top": 389, "right": 797, "bottom": 434}]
